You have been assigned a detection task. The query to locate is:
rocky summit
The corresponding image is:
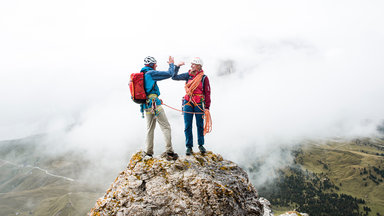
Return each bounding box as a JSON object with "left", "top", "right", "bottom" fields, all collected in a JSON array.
[{"left": 89, "top": 151, "right": 265, "bottom": 216}]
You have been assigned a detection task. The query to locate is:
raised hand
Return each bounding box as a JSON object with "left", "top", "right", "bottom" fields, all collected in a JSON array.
[{"left": 168, "top": 56, "right": 175, "bottom": 64}]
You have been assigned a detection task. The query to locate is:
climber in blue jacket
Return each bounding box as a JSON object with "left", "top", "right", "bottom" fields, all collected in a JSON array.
[{"left": 140, "top": 56, "right": 178, "bottom": 161}]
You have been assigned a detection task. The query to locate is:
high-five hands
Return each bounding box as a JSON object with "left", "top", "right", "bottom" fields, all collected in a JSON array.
[{"left": 168, "top": 56, "right": 175, "bottom": 64}]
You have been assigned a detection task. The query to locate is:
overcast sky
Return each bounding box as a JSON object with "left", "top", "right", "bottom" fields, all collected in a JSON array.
[{"left": 1, "top": 1, "right": 384, "bottom": 181}]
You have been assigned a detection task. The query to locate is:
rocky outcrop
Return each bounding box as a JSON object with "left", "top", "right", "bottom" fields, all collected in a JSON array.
[
  {"left": 278, "top": 211, "right": 308, "bottom": 216},
  {"left": 89, "top": 151, "right": 265, "bottom": 216},
  {"left": 259, "top": 197, "right": 273, "bottom": 216}
]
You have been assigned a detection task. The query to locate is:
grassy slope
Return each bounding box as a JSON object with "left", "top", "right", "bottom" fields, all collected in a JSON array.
[
  {"left": 0, "top": 138, "right": 104, "bottom": 216},
  {"left": 0, "top": 167, "right": 102, "bottom": 216},
  {"left": 0, "top": 174, "right": 102, "bottom": 216},
  {"left": 298, "top": 137, "right": 384, "bottom": 215}
]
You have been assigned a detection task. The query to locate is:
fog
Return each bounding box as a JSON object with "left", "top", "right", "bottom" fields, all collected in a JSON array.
[{"left": 1, "top": 0, "right": 384, "bottom": 187}]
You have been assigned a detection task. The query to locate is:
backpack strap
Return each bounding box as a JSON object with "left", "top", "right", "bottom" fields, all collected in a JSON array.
[
  {"left": 142, "top": 71, "right": 156, "bottom": 95},
  {"left": 201, "top": 75, "right": 206, "bottom": 93}
]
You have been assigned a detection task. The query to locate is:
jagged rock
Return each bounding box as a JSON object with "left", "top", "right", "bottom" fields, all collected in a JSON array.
[
  {"left": 258, "top": 197, "right": 274, "bottom": 216},
  {"left": 278, "top": 211, "right": 308, "bottom": 216},
  {"left": 89, "top": 151, "right": 265, "bottom": 216}
]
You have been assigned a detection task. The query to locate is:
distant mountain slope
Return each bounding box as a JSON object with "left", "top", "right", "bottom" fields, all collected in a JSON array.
[
  {"left": 0, "top": 136, "right": 103, "bottom": 216},
  {"left": 259, "top": 137, "right": 384, "bottom": 216}
]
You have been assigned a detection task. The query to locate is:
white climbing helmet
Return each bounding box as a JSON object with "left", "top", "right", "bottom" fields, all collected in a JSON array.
[
  {"left": 144, "top": 56, "right": 157, "bottom": 65},
  {"left": 191, "top": 57, "right": 203, "bottom": 66}
]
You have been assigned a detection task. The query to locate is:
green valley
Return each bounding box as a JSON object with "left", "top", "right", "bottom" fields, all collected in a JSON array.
[{"left": 259, "top": 137, "right": 384, "bottom": 216}]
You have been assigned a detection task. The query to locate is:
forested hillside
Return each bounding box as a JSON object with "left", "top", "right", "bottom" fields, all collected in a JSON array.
[{"left": 258, "top": 137, "right": 384, "bottom": 216}]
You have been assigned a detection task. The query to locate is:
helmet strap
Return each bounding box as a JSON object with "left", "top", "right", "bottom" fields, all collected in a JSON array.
[{"left": 146, "top": 63, "right": 155, "bottom": 68}]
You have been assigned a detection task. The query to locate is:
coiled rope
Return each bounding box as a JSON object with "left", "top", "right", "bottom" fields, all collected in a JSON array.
[{"left": 202, "top": 109, "right": 212, "bottom": 135}]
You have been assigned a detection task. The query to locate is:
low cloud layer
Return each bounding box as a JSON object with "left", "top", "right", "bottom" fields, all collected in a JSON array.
[{"left": 1, "top": 0, "right": 384, "bottom": 186}]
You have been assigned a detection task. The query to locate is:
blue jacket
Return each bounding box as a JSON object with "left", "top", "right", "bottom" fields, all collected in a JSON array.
[{"left": 140, "top": 64, "right": 175, "bottom": 113}]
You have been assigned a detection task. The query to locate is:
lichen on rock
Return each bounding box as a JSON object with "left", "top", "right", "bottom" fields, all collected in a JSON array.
[{"left": 89, "top": 151, "right": 265, "bottom": 216}]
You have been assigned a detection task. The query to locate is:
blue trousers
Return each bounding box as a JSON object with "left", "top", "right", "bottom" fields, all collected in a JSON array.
[{"left": 183, "top": 102, "right": 204, "bottom": 148}]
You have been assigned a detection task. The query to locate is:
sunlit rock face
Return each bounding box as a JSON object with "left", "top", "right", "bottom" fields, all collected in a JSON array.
[{"left": 89, "top": 151, "right": 265, "bottom": 216}]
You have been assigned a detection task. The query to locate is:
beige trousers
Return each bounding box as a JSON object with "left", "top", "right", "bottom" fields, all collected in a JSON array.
[{"left": 145, "top": 107, "right": 173, "bottom": 155}]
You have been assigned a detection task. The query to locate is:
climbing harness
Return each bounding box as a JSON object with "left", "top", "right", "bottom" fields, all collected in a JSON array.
[{"left": 139, "top": 94, "right": 162, "bottom": 118}]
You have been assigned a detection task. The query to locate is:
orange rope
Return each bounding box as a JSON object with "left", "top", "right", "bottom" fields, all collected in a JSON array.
[
  {"left": 161, "top": 71, "right": 212, "bottom": 135},
  {"left": 162, "top": 103, "right": 204, "bottom": 114},
  {"left": 185, "top": 72, "right": 204, "bottom": 99},
  {"left": 162, "top": 102, "right": 212, "bottom": 135},
  {"left": 203, "top": 109, "right": 212, "bottom": 135}
]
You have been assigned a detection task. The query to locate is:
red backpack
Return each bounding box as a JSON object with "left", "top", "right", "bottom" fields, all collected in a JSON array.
[{"left": 129, "top": 72, "right": 147, "bottom": 104}]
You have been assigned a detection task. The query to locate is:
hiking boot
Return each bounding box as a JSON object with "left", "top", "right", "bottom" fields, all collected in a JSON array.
[
  {"left": 198, "top": 145, "right": 206, "bottom": 154},
  {"left": 186, "top": 147, "right": 193, "bottom": 156},
  {"left": 144, "top": 153, "right": 153, "bottom": 160},
  {"left": 166, "top": 152, "right": 179, "bottom": 161}
]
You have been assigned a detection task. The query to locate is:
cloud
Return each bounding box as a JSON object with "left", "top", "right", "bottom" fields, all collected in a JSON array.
[{"left": 1, "top": 0, "right": 384, "bottom": 186}]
